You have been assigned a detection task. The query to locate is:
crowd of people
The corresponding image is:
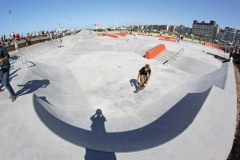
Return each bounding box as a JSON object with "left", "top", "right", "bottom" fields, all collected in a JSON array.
[
  {"left": 0, "top": 29, "right": 81, "bottom": 102},
  {"left": 0, "top": 29, "right": 78, "bottom": 48}
]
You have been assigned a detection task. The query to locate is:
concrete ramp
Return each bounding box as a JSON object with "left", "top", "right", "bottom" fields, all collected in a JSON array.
[
  {"left": 0, "top": 32, "right": 237, "bottom": 160},
  {"left": 33, "top": 87, "right": 211, "bottom": 152},
  {"left": 17, "top": 40, "right": 58, "bottom": 60}
]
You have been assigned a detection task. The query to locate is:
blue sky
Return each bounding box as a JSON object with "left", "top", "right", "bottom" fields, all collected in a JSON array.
[{"left": 0, "top": 0, "right": 239, "bottom": 36}]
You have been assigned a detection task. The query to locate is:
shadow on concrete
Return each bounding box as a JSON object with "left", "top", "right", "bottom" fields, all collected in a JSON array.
[
  {"left": 10, "top": 55, "right": 19, "bottom": 61},
  {"left": 85, "top": 148, "right": 117, "bottom": 160},
  {"left": 27, "top": 61, "right": 36, "bottom": 68},
  {"left": 9, "top": 68, "right": 21, "bottom": 82},
  {"left": 33, "top": 87, "right": 211, "bottom": 152},
  {"left": 84, "top": 109, "right": 116, "bottom": 160},
  {"left": 9, "top": 74, "right": 18, "bottom": 82},
  {"left": 39, "top": 96, "right": 55, "bottom": 107},
  {"left": 10, "top": 61, "right": 17, "bottom": 65},
  {"left": 16, "top": 79, "right": 50, "bottom": 96},
  {"left": 10, "top": 68, "right": 21, "bottom": 78}
]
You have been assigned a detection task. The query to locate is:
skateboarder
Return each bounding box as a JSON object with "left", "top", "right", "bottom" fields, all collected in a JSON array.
[{"left": 134, "top": 64, "right": 151, "bottom": 93}]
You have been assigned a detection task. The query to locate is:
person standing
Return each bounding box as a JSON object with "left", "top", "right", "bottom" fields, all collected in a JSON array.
[
  {"left": 58, "top": 36, "right": 63, "bottom": 47},
  {"left": 0, "top": 41, "right": 16, "bottom": 101},
  {"left": 14, "top": 38, "right": 18, "bottom": 52},
  {"left": 25, "top": 37, "right": 30, "bottom": 47}
]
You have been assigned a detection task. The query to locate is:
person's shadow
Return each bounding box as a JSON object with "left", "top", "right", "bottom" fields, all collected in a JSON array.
[
  {"left": 16, "top": 79, "right": 50, "bottom": 96},
  {"left": 130, "top": 79, "right": 139, "bottom": 90},
  {"left": 85, "top": 109, "right": 117, "bottom": 160},
  {"left": 9, "top": 68, "right": 21, "bottom": 82}
]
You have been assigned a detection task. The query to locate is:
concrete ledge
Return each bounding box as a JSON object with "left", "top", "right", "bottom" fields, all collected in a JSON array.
[
  {"left": 5, "top": 37, "right": 50, "bottom": 52},
  {"left": 159, "top": 36, "right": 176, "bottom": 42},
  {"left": 145, "top": 44, "right": 166, "bottom": 59},
  {"left": 97, "top": 33, "right": 118, "bottom": 38},
  {"left": 114, "top": 33, "right": 126, "bottom": 37},
  {"left": 204, "top": 42, "right": 225, "bottom": 51}
]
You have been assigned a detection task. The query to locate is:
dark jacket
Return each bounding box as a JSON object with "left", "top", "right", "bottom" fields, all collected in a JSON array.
[{"left": 0, "top": 45, "right": 10, "bottom": 73}]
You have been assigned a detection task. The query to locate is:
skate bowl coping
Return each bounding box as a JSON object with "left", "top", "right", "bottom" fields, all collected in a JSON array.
[
  {"left": 204, "top": 42, "right": 225, "bottom": 51},
  {"left": 145, "top": 44, "right": 166, "bottom": 59}
]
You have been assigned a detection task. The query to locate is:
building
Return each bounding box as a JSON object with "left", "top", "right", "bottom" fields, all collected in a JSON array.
[
  {"left": 235, "top": 29, "right": 240, "bottom": 46},
  {"left": 175, "top": 25, "right": 192, "bottom": 35},
  {"left": 144, "top": 25, "right": 168, "bottom": 31},
  {"left": 159, "top": 25, "right": 167, "bottom": 31},
  {"left": 192, "top": 20, "right": 219, "bottom": 40},
  {"left": 168, "top": 25, "right": 176, "bottom": 32},
  {"left": 222, "top": 27, "right": 236, "bottom": 43},
  {"left": 217, "top": 28, "right": 224, "bottom": 40}
]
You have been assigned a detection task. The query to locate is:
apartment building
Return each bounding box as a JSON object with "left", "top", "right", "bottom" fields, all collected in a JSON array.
[
  {"left": 223, "top": 27, "right": 236, "bottom": 43},
  {"left": 168, "top": 25, "right": 176, "bottom": 32},
  {"left": 217, "top": 29, "right": 224, "bottom": 40},
  {"left": 235, "top": 29, "right": 240, "bottom": 46},
  {"left": 192, "top": 20, "right": 219, "bottom": 40},
  {"left": 175, "top": 25, "right": 192, "bottom": 35},
  {"left": 144, "top": 25, "right": 168, "bottom": 31}
]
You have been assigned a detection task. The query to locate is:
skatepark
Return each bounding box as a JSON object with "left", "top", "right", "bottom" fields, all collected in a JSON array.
[{"left": 0, "top": 30, "right": 237, "bottom": 160}]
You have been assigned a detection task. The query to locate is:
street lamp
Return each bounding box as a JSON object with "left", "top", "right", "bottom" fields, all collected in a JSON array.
[
  {"left": 58, "top": 23, "right": 61, "bottom": 29},
  {"left": 8, "top": 10, "right": 12, "bottom": 33}
]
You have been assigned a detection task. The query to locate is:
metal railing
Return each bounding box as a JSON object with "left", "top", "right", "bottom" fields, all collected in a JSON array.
[
  {"left": 16, "top": 52, "right": 29, "bottom": 68},
  {"left": 163, "top": 48, "right": 184, "bottom": 66}
]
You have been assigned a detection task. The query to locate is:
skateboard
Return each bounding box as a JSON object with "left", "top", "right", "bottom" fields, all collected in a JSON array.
[{"left": 134, "top": 85, "right": 146, "bottom": 93}]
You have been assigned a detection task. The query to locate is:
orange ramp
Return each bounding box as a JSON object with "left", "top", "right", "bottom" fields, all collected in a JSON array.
[
  {"left": 114, "top": 32, "right": 126, "bottom": 37},
  {"left": 159, "top": 36, "right": 176, "bottom": 42},
  {"left": 97, "top": 33, "right": 118, "bottom": 38},
  {"left": 145, "top": 44, "right": 166, "bottom": 59}
]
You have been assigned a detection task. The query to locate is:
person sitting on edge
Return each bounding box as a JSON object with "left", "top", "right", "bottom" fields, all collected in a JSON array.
[{"left": 136, "top": 64, "right": 151, "bottom": 90}]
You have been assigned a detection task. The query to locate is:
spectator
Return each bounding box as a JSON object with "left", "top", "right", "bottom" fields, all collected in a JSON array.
[
  {"left": 0, "top": 41, "right": 17, "bottom": 102},
  {"left": 14, "top": 39, "right": 19, "bottom": 52}
]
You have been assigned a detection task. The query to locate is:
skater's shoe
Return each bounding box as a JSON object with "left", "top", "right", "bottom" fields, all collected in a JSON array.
[
  {"left": 134, "top": 89, "right": 139, "bottom": 93},
  {"left": 139, "top": 85, "right": 146, "bottom": 91}
]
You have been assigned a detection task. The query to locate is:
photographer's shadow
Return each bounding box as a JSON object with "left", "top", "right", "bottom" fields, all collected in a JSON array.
[
  {"left": 16, "top": 79, "right": 50, "bottom": 96},
  {"left": 85, "top": 109, "right": 116, "bottom": 160}
]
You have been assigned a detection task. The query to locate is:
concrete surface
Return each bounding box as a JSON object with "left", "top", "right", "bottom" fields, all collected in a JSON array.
[{"left": 0, "top": 30, "right": 237, "bottom": 160}]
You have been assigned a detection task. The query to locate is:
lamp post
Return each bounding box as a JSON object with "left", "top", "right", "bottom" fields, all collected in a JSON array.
[
  {"left": 58, "top": 23, "right": 61, "bottom": 30},
  {"left": 8, "top": 10, "right": 12, "bottom": 34}
]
